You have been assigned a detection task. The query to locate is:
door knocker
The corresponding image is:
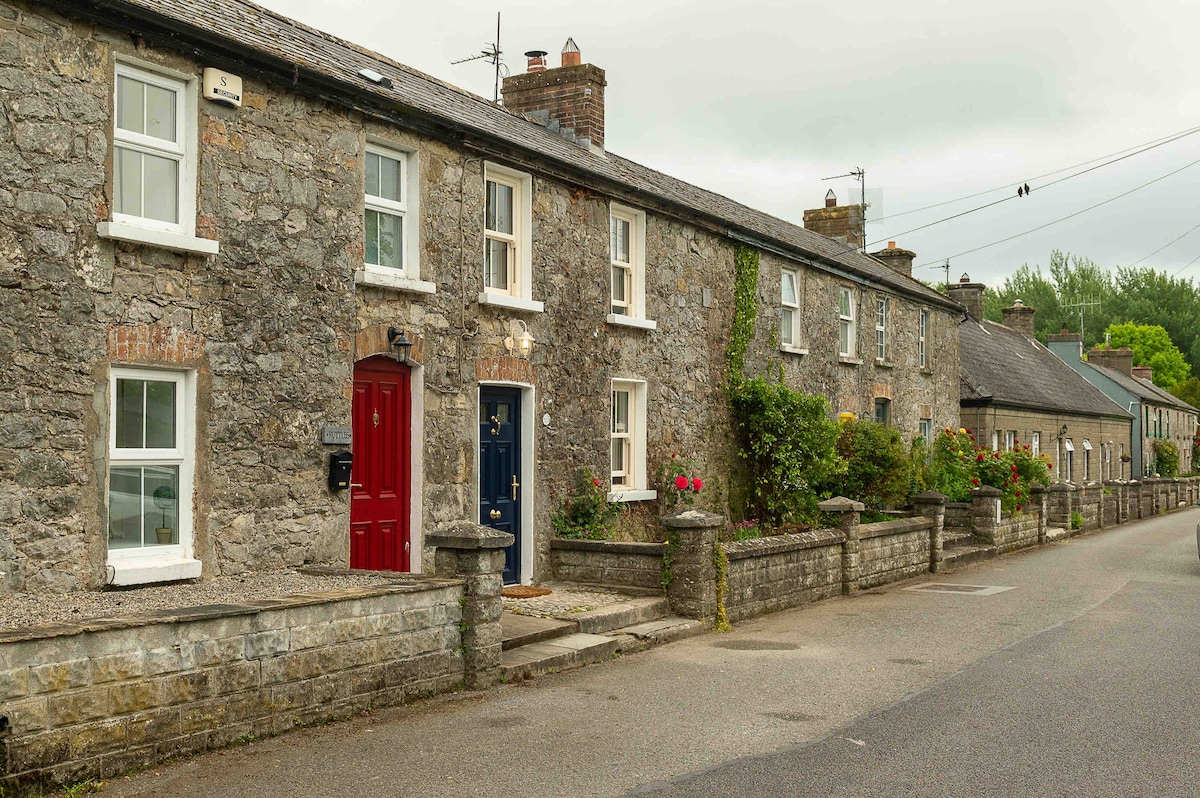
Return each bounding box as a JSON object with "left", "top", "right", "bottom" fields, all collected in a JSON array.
[
  {"left": 490, "top": 415, "right": 501, "bottom": 436},
  {"left": 372, "top": 409, "right": 380, "bottom": 428}
]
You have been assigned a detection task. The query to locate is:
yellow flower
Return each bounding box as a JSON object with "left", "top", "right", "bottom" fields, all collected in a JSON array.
[{"left": 958, "top": 428, "right": 967, "bottom": 434}]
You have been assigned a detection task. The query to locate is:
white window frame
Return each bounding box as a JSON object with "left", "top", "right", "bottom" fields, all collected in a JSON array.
[
  {"left": 992, "top": 431, "right": 999, "bottom": 451},
  {"left": 107, "top": 366, "right": 201, "bottom": 585},
  {"left": 1005, "top": 430, "right": 1016, "bottom": 451},
  {"left": 838, "top": 287, "right": 856, "bottom": 358},
  {"left": 355, "top": 142, "right": 433, "bottom": 294},
  {"left": 918, "top": 309, "right": 929, "bottom": 369},
  {"left": 780, "top": 267, "right": 801, "bottom": 350},
  {"left": 1032, "top": 432, "right": 1040, "bottom": 457},
  {"left": 1082, "top": 438, "right": 1093, "bottom": 483},
  {"left": 479, "top": 162, "right": 541, "bottom": 313},
  {"left": 1064, "top": 438, "right": 1075, "bottom": 482},
  {"left": 609, "top": 379, "right": 654, "bottom": 502},
  {"left": 875, "top": 297, "right": 888, "bottom": 362},
  {"left": 98, "top": 60, "right": 217, "bottom": 256},
  {"left": 607, "top": 203, "right": 656, "bottom": 331}
]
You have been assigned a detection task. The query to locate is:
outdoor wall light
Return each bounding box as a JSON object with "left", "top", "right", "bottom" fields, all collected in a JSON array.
[
  {"left": 504, "top": 319, "right": 535, "bottom": 359},
  {"left": 387, "top": 326, "right": 412, "bottom": 364}
]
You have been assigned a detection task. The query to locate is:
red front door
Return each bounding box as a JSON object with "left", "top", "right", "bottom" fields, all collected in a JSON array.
[{"left": 350, "top": 356, "right": 411, "bottom": 570}]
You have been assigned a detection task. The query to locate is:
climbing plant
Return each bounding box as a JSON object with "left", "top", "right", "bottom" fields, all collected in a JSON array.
[{"left": 727, "top": 244, "right": 760, "bottom": 387}]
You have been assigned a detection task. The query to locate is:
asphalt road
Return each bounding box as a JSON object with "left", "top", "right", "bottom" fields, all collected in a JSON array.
[{"left": 103, "top": 507, "right": 1200, "bottom": 798}]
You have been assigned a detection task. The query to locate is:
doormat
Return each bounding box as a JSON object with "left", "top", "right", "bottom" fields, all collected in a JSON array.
[{"left": 501, "top": 586, "right": 553, "bottom": 598}]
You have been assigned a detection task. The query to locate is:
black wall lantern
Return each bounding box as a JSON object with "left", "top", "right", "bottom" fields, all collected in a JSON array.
[{"left": 387, "top": 326, "right": 413, "bottom": 364}]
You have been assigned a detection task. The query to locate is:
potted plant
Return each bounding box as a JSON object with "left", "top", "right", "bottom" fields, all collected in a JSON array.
[{"left": 152, "top": 485, "right": 176, "bottom": 544}]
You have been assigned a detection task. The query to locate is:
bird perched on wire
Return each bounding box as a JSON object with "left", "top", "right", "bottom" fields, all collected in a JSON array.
[
  {"left": 1018, "top": 186, "right": 1024, "bottom": 197},
  {"left": 1024, "top": 182, "right": 1031, "bottom": 194}
]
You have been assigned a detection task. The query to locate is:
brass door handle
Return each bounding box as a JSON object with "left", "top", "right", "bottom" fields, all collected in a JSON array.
[
  {"left": 511, "top": 474, "right": 520, "bottom": 501},
  {"left": 490, "top": 509, "right": 501, "bottom": 520}
]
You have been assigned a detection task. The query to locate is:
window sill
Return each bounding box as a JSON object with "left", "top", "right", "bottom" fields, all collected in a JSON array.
[
  {"left": 779, "top": 344, "right": 809, "bottom": 356},
  {"left": 838, "top": 356, "right": 864, "bottom": 366},
  {"left": 107, "top": 553, "right": 203, "bottom": 586},
  {"left": 606, "top": 314, "right": 658, "bottom": 331},
  {"left": 920, "top": 367, "right": 934, "bottom": 375},
  {"left": 355, "top": 268, "right": 436, "bottom": 295},
  {"left": 874, "top": 359, "right": 894, "bottom": 369},
  {"left": 478, "top": 292, "right": 544, "bottom": 314},
  {"left": 97, "top": 221, "right": 219, "bottom": 256},
  {"left": 609, "top": 489, "right": 657, "bottom": 503}
]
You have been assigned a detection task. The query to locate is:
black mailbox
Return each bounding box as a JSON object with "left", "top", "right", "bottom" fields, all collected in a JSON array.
[{"left": 328, "top": 450, "right": 353, "bottom": 491}]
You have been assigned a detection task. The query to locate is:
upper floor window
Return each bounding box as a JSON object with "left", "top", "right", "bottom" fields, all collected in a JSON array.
[
  {"left": 918, "top": 309, "right": 929, "bottom": 369},
  {"left": 874, "top": 298, "right": 889, "bottom": 361},
  {"left": 608, "top": 204, "right": 655, "bottom": 329},
  {"left": 838, "top": 287, "right": 856, "bottom": 357},
  {"left": 781, "top": 269, "right": 799, "bottom": 347},
  {"left": 480, "top": 163, "right": 540, "bottom": 313},
  {"left": 100, "top": 62, "right": 215, "bottom": 255},
  {"left": 364, "top": 146, "right": 408, "bottom": 271}
]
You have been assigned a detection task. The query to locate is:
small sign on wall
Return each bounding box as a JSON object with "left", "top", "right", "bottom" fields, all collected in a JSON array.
[
  {"left": 203, "top": 68, "right": 243, "bottom": 108},
  {"left": 322, "top": 425, "right": 352, "bottom": 445}
]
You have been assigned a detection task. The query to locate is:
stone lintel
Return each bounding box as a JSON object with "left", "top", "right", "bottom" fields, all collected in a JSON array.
[{"left": 427, "top": 521, "right": 514, "bottom": 550}]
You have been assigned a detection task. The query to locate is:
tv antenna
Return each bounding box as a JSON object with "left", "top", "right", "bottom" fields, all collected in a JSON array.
[
  {"left": 452, "top": 12, "right": 506, "bottom": 102},
  {"left": 822, "top": 167, "right": 866, "bottom": 251},
  {"left": 1061, "top": 297, "right": 1101, "bottom": 339}
]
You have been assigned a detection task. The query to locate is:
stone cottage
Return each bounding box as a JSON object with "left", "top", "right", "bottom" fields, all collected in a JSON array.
[
  {"left": 0, "top": 0, "right": 962, "bottom": 594},
  {"left": 1047, "top": 336, "right": 1198, "bottom": 476},
  {"left": 948, "top": 280, "right": 1132, "bottom": 483}
]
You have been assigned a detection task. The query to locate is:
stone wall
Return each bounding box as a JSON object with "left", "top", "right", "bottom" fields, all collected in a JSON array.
[
  {"left": 722, "top": 529, "right": 845, "bottom": 623},
  {"left": 0, "top": 579, "right": 464, "bottom": 791},
  {"left": 993, "top": 511, "right": 1040, "bottom": 553},
  {"left": 858, "top": 517, "right": 933, "bottom": 589},
  {"left": 549, "top": 539, "right": 665, "bottom": 591},
  {"left": 944, "top": 503, "right": 972, "bottom": 536}
]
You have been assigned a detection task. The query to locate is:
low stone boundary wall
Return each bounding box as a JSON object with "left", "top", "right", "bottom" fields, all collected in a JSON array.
[
  {"left": 944, "top": 503, "right": 972, "bottom": 537},
  {"left": 550, "top": 539, "right": 666, "bottom": 591},
  {"left": 858, "top": 517, "right": 933, "bottom": 589},
  {"left": 994, "top": 510, "right": 1040, "bottom": 553},
  {"left": 0, "top": 580, "right": 463, "bottom": 791},
  {"left": 722, "top": 529, "right": 845, "bottom": 623}
]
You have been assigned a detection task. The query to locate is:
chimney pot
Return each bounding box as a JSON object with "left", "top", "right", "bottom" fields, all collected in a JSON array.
[
  {"left": 1001, "top": 300, "right": 1036, "bottom": 337},
  {"left": 825, "top": 189, "right": 837, "bottom": 208},
  {"left": 503, "top": 44, "right": 607, "bottom": 150},
  {"left": 869, "top": 243, "right": 916, "bottom": 278},
  {"left": 946, "top": 277, "right": 986, "bottom": 321},
  {"left": 524, "top": 50, "right": 548, "bottom": 72},
  {"left": 561, "top": 36, "right": 581, "bottom": 67}
]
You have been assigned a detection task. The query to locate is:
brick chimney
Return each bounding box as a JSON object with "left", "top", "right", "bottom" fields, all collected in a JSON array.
[
  {"left": 870, "top": 241, "right": 915, "bottom": 278},
  {"left": 803, "top": 191, "right": 864, "bottom": 250},
  {"left": 1088, "top": 346, "right": 1134, "bottom": 376},
  {"left": 1132, "top": 365, "right": 1154, "bottom": 382},
  {"left": 501, "top": 38, "right": 606, "bottom": 152},
  {"left": 1001, "top": 299, "right": 1035, "bottom": 337},
  {"left": 945, "top": 273, "right": 985, "bottom": 321}
]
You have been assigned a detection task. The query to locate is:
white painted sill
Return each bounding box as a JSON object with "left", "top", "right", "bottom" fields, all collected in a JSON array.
[
  {"left": 779, "top": 344, "right": 809, "bottom": 356},
  {"left": 609, "top": 489, "right": 658, "bottom": 503},
  {"left": 838, "top": 355, "right": 864, "bottom": 366},
  {"left": 355, "top": 268, "right": 436, "bottom": 295},
  {"left": 107, "top": 553, "right": 203, "bottom": 586},
  {"left": 97, "top": 221, "right": 219, "bottom": 255},
  {"left": 606, "top": 314, "right": 658, "bottom": 331},
  {"left": 478, "top": 292, "right": 545, "bottom": 314}
]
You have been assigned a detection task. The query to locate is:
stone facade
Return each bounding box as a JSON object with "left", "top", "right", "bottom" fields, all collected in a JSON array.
[{"left": 0, "top": 0, "right": 962, "bottom": 593}]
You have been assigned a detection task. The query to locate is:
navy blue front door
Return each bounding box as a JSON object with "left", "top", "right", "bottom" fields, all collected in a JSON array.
[{"left": 480, "top": 388, "right": 521, "bottom": 584}]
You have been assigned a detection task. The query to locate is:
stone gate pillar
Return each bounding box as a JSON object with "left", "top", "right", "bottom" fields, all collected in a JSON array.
[
  {"left": 818, "top": 497, "right": 865, "bottom": 595},
  {"left": 427, "top": 521, "right": 513, "bottom": 690},
  {"left": 970, "top": 486, "right": 1003, "bottom": 545},
  {"left": 1029, "top": 483, "right": 1048, "bottom": 544},
  {"left": 662, "top": 509, "right": 725, "bottom": 622},
  {"left": 912, "top": 491, "right": 947, "bottom": 573}
]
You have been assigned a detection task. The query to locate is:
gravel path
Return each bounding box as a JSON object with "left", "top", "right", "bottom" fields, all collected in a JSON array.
[
  {"left": 0, "top": 570, "right": 402, "bottom": 633},
  {"left": 501, "top": 581, "right": 640, "bottom": 618}
]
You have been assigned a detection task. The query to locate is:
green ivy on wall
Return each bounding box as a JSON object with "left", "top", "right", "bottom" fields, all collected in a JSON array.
[{"left": 727, "top": 245, "right": 760, "bottom": 387}]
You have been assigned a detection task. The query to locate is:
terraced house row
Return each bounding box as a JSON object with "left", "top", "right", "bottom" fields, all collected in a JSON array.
[{"left": 0, "top": 0, "right": 963, "bottom": 594}]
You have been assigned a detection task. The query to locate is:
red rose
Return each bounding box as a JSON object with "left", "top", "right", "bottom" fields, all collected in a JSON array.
[
  {"left": 1016, "top": 504, "right": 1023, "bottom": 511},
  {"left": 1016, "top": 490, "right": 1022, "bottom": 496},
  {"left": 674, "top": 475, "right": 688, "bottom": 490},
  {"left": 1047, "top": 462, "right": 1053, "bottom": 469},
  {"left": 592, "top": 477, "right": 600, "bottom": 487},
  {"left": 976, "top": 452, "right": 985, "bottom": 462},
  {"left": 692, "top": 477, "right": 703, "bottom": 492},
  {"left": 971, "top": 477, "right": 980, "bottom": 486},
  {"left": 1013, "top": 439, "right": 1020, "bottom": 446}
]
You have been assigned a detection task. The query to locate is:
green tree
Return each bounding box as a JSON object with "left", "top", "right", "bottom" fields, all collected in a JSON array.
[
  {"left": 983, "top": 264, "right": 1062, "bottom": 341},
  {"left": 1170, "top": 376, "right": 1200, "bottom": 409},
  {"left": 824, "top": 419, "right": 910, "bottom": 512},
  {"left": 1104, "top": 322, "right": 1191, "bottom": 390},
  {"left": 1106, "top": 268, "right": 1200, "bottom": 375}
]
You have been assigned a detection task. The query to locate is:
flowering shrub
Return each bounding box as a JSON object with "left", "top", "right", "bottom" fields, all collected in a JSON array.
[
  {"left": 658, "top": 454, "right": 703, "bottom": 512},
  {"left": 824, "top": 418, "right": 911, "bottom": 512},
  {"left": 727, "top": 518, "right": 761, "bottom": 541},
  {"left": 917, "top": 428, "right": 1051, "bottom": 512},
  {"left": 550, "top": 468, "right": 623, "bottom": 539},
  {"left": 1153, "top": 438, "right": 1180, "bottom": 477}
]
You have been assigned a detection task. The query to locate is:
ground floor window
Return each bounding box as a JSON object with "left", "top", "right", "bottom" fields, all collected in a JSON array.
[{"left": 610, "top": 379, "right": 648, "bottom": 494}]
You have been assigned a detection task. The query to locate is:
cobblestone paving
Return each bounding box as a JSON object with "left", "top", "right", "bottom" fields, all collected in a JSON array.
[{"left": 501, "top": 582, "right": 641, "bottom": 618}]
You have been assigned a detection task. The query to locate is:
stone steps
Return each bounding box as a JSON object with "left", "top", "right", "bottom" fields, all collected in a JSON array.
[
  {"left": 500, "top": 632, "right": 622, "bottom": 683},
  {"left": 940, "top": 542, "right": 996, "bottom": 570},
  {"left": 567, "top": 596, "right": 672, "bottom": 634},
  {"left": 606, "top": 616, "right": 709, "bottom": 653}
]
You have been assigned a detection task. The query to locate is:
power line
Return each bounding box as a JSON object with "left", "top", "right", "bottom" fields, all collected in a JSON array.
[
  {"left": 868, "top": 125, "right": 1200, "bottom": 248},
  {"left": 1125, "top": 219, "right": 1200, "bottom": 269},
  {"left": 872, "top": 123, "right": 1200, "bottom": 223},
  {"left": 1171, "top": 251, "right": 1200, "bottom": 277},
  {"left": 917, "top": 155, "right": 1200, "bottom": 268}
]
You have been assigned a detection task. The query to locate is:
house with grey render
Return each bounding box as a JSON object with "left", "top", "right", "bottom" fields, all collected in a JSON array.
[
  {"left": 0, "top": 0, "right": 962, "bottom": 594},
  {"left": 1047, "top": 334, "right": 1198, "bottom": 476}
]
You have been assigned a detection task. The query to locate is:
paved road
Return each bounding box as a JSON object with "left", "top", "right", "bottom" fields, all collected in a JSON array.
[{"left": 104, "top": 508, "right": 1200, "bottom": 798}]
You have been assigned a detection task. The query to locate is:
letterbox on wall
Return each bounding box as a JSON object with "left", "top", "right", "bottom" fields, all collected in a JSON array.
[{"left": 328, "top": 450, "right": 353, "bottom": 491}]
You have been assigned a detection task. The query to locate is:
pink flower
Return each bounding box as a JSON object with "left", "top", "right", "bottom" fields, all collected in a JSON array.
[
  {"left": 692, "top": 477, "right": 703, "bottom": 492},
  {"left": 592, "top": 477, "right": 601, "bottom": 487},
  {"left": 674, "top": 475, "right": 689, "bottom": 490}
]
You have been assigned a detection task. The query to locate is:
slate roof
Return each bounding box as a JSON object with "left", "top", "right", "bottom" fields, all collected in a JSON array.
[
  {"left": 81, "top": 0, "right": 959, "bottom": 311},
  {"left": 959, "top": 320, "right": 1130, "bottom": 419},
  {"left": 1085, "top": 362, "right": 1199, "bottom": 414}
]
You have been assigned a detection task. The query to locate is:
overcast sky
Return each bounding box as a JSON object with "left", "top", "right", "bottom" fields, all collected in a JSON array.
[{"left": 257, "top": 0, "right": 1200, "bottom": 289}]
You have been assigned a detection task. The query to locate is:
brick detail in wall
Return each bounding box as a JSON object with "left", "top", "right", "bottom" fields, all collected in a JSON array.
[
  {"left": 873, "top": 383, "right": 894, "bottom": 400},
  {"left": 355, "top": 325, "right": 425, "bottom": 364},
  {"left": 475, "top": 356, "right": 534, "bottom": 385},
  {"left": 107, "top": 324, "right": 206, "bottom": 366}
]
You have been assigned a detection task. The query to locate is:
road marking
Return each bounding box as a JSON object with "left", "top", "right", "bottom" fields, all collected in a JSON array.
[{"left": 904, "top": 583, "right": 1015, "bottom": 596}]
